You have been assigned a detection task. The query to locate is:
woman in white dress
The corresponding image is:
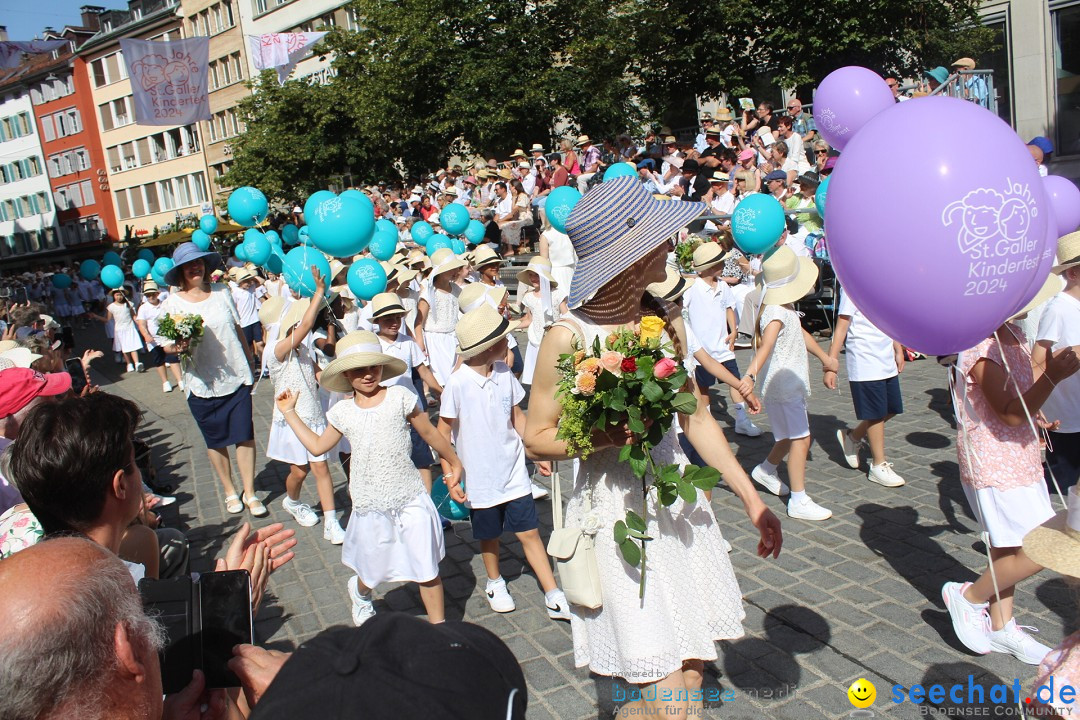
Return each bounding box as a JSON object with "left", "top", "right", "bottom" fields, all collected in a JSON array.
[
  {"left": 524, "top": 176, "right": 783, "bottom": 718},
  {"left": 107, "top": 289, "right": 144, "bottom": 373}
]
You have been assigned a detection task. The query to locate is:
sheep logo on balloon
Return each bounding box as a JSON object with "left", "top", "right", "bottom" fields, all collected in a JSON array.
[{"left": 941, "top": 180, "right": 1039, "bottom": 259}]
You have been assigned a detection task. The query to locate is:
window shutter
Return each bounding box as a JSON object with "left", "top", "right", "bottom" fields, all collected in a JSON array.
[{"left": 81, "top": 180, "right": 94, "bottom": 206}]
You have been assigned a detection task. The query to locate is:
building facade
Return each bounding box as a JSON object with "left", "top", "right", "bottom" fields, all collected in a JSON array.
[
  {"left": 235, "top": 0, "right": 352, "bottom": 86},
  {"left": 0, "top": 80, "right": 58, "bottom": 265}
]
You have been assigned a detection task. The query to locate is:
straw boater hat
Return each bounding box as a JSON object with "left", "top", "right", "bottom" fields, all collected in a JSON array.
[
  {"left": 455, "top": 304, "right": 515, "bottom": 359},
  {"left": 429, "top": 248, "right": 466, "bottom": 278},
  {"left": 1053, "top": 231, "right": 1080, "bottom": 274},
  {"left": 0, "top": 347, "right": 42, "bottom": 369},
  {"left": 574, "top": 135, "right": 591, "bottom": 147},
  {"left": 470, "top": 245, "right": 502, "bottom": 269},
  {"left": 510, "top": 149, "right": 527, "bottom": 159},
  {"left": 142, "top": 280, "right": 160, "bottom": 294},
  {"left": 709, "top": 171, "right": 730, "bottom": 184},
  {"left": 457, "top": 283, "right": 496, "bottom": 314},
  {"left": 516, "top": 256, "right": 559, "bottom": 289},
  {"left": 320, "top": 331, "right": 407, "bottom": 393},
  {"left": 1024, "top": 486, "right": 1080, "bottom": 577},
  {"left": 1009, "top": 274, "right": 1063, "bottom": 321},
  {"left": 758, "top": 246, "right": 819, "bottom": 305},
  {"left": 370, "top": 292, "right": 407, "bottom": 319},
  {"left": 258, "top": 296, "right": 286, "bottom": 327},
  {"left": 714, "top": 107, "right": 735, "bottom": 123},
  {"left": 564, "top": 175, "right": 704, "bottom": 309},
  {"left": 279, "top": 298, "right": 312, "bottom": 333},
  {"left": 647, "top": 265, "right": 695, "bottom": 303},
  {"left": 692, "top": 242, "right": 729, "bottom": 272}
]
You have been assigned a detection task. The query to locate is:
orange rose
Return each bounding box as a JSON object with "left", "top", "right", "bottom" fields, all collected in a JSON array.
[{"left": 577, "top": 357, "right": 601, "bottom": 375}]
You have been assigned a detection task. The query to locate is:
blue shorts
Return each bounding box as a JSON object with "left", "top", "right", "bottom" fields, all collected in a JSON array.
[
  {"left": 148, "top": 346, "right": 180, "bottom": 368},
  {"left": 849, "top": 376, "right": 903, "bottom": 421},
  {"left": 470, "top": 494, "right": 538, "bottom": 540},
  {"left": 242, "top": 322, "right": 263, "bottom": 345},
  {"left": 409, "top": 424, "right": 434, "bottom": 469},
  {"left": 695, "top": 358, "right": 740, "bottom": 390}
]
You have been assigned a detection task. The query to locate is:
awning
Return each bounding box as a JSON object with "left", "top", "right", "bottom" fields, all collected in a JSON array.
[{"left": 139, "top": 228, "right": 193, "bottom": 247}]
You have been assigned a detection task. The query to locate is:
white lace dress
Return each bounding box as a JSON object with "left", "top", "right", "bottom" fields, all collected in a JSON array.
[
  {"left": 422, "top": 284, "right": 461, "bottom": 385},
  {"left": 562, "top": 312, "right": 745, "bottom": 682},
  {"left": 327, "top": 385, "right": 445, "bottom": 588},
  {"left": 266, "top": 343, "right": 328, "bottom": 465}
]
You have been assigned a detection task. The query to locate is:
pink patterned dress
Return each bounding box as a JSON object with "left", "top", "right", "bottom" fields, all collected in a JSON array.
[{"left": 1034, "top": 634, "right": 1080, "bottom": 714}]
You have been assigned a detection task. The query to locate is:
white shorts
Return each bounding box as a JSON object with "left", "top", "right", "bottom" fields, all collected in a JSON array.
[
  {"left": 961, "top": 481, "right": 1055, "bottom": 549},
  {"left": 763, "top": 397, "right": 810, "bottom": 440}
]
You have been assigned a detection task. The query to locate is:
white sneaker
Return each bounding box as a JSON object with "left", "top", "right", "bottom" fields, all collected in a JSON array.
[
  {"left": 348, "top": 576, "right": 376, "bottom": 626},
  {"left": 545, "top": 589, "right": 572, "bottom": 621},
  {"left": 751, "top": 464, "right": 789, "bottom": 496},
  {"left": 282, "top": 496, "right": 319, "bottom": 527},
  {"left": 136, "top": 362, "right": 145, "bottom": 373},
  {"left": 722, "top": 537, "right": 732, "bottom": 553},
  {"left": 177, "top": 380, "right": 185, "bottom": 391},
  {"left": 734, "top": 417, "right": 763, "bottom": 437},
  {"left": 531, "top": 480, "right": 549, "bottom": 500},
  {"left": 126, "top": 362, "right": 134, "bottom": 372},
  {"left": 868, "top": 462, "right": 905, "bottom": 487},
  {"left": 837, "top": 429, "right": 860, "bottom": 469},
  {"left": 162, "top": 381, "right": 173, "bottom": 393},
  {"left": 787, "top": 495, "right": 832, "bottom": 521},
  {"left": 941, "top": 581, "right": 992, "bottom": 654},
  {"left": 988, "top": 620, "right": 1052, "bottom": 665},
  {"left": 485, "top": 578, "right": 516, "bottom": 613},
  {"left": 324, "top": 517, "right": 346, "bottom": 545}
]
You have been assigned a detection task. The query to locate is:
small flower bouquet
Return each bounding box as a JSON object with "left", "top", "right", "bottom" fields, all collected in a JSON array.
[
  {"left": 156, "top": 313, "right": 204, "bottom": 357},
  {"left": 555, "top": 315, "right": 721, "bottom": 596}
]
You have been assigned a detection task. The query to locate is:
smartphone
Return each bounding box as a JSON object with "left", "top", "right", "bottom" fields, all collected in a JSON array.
[
  {"left": 61, "top": 325, "right": 75, "bottom": 351},
  {"left": 198, "top": 570, "right": 253, "bottom": 689},
  {"left": 65, "top": 356, "right": 87, "bottom": 395},
  {"left": 13, "top": 287, "right": 27, "bottom": 304},
  {"left": 139, "top": 576, "right": 199, "bottom": 695}
]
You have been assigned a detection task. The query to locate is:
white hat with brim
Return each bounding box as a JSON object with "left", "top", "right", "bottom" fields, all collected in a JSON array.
[
  {"left": 429, "top": 248, "right": 466, "bottom": 278},
  {"left": 647, "top": 266, "right": 695, "bottom": 302},
  {"left": 457, "top": 283, "right": 507, "bottom": 314},
  {"left": 757, "top": 246, "right": 819, "bottom": 306},
  {"left": 516, "top": 256, "right": 559, "bottom": 289},
  {"left": 279, "top": 298, "right": 312, "bottom": 333},
  {"left": 0, "top": 348, "right": 42, "bottom": 368},
  {"left": 455, "top": 304, "right": 515, "bottom": 359},
  {"left": 1052, "top": 231, "right": 1080, "bottom": 274},
  {"left": 565, "top": 175, "right": 705, "bottom": 309},
  {"left": 1009, "top": 274, "right": 1064, "bottom": 321},
  {"left": 320, "top": 331, "right": 406, "bottom": 393},
  {"left": 259, "top": 296, "right": 286, "bottom": 327},
  {"left": 1024, "top": 488, "right": 1080, "bottom": 578},
  {"left": 692, "top": 242, "right": 729, "bottom": 272},
  {"left": 388, "top": 264, "right": 418, "bottom": 285},
  {"left": 370, "top": 292, "right": 407, "bottom": 319}
]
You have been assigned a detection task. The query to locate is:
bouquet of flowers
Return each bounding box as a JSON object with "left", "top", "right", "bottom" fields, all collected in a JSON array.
[
  {"left": 555, "top": 315, "right": 721, "bottom": 596},
  {"left": 156, "top": 313, "right": 204, "bottom": 357},
  {"left": 674, "top": 236, "right": 700, "bottom": 273}
]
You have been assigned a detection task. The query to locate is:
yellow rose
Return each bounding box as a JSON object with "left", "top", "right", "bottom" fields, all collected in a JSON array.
[{"left": 638, "top": 316, "right": 665, "bottom": 344}]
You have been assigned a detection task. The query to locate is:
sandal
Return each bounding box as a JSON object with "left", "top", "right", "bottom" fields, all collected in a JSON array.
[
  {"left": 225, "top": 494, "right": 243, "bottom": 514},
  {"left": 243, "top": 493, "right": 268, "bottom": 517}
]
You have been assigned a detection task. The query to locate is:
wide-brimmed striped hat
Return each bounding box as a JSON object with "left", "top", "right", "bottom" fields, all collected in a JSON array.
[
  {"left": 320, "top": 330, "right": 407, "bottom": 393},
  {"left": 564, "top": 175, "right": 705, "bottom": 308}
]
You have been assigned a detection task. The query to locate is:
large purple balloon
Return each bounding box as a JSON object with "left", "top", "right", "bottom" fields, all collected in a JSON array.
[
  {"left": 812, "top": 66, "right": 895, "bottom": 151},
  {"left": 1043, "top": 175, "right": 1080, "bottom": 236},
  {"left": 827, "top": 97, "right": 1050, "bottom": 355}
]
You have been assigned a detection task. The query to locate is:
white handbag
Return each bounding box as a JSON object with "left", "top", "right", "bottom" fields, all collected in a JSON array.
[{"left": 546, "top": 465, "right": 603, "bottom": 609}]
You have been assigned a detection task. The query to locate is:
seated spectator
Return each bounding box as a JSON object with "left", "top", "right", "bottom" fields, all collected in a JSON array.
[{"left": 0, "top": 366, "right": 72, "bottom": 514}]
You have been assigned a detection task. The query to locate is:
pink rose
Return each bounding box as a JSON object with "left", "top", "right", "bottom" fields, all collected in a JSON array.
[
  {"left": 600, "top": 350, "right": 624, "bottom": 374},
  {"left": 653, "top": 357, "right": 678, "bottom": 379}
]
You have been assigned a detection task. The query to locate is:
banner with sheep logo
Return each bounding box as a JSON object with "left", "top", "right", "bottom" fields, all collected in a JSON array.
[{"left": 120, "top": 38, "right": 210, "bottom": 126}]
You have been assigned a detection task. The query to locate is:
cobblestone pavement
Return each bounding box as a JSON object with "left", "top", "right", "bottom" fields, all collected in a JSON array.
[{"left": 90, "top": 325, "right": 1073, "bottom": 720}]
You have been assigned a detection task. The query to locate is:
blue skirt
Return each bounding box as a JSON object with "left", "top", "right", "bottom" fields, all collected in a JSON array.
[{"left": 187, "top": 383, "right": 254, "bottom": 448}]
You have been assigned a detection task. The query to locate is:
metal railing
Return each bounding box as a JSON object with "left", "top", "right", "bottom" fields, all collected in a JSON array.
[{"left": 928, "top": 69, "right": 997, "bottom": 115}]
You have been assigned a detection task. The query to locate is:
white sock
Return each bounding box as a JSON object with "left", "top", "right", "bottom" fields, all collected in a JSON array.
[
  {"left": 545, "top": 589, "right": 562, "bottom": 604},
  {"left": 323, "top": 511, "right": 337, "bottom": 525},
  {"left": 734, "top": 402, "right": 747, "bottom": 419},
  {"left": 761, "top": 459, "right": 778, "bottom": 475},
  {"left": 790, "top": 490, "right": 807, "bottom": 502},
  {"left": 486, "top": 576, "right": 504, "bottom": 590}
]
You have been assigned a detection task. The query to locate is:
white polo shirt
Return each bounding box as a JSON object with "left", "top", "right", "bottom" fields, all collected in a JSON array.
[
  {"left": 439, "top": 361, "right": 530, "bottom": 509},
  {"left": 1036, "top": 292, "right": 1080, "bottom": 432},
  {"left": 378, "top": 332, "right": 428, "bottom": 395},
  {"left": 683, "top": 278, "right": 737, "bottom": 363},
  {"left": 837, "top": 291, "right": 897, "bottom": 382},
  {"left": 231, "top": 283, "right": 260, "bottom": 328}
]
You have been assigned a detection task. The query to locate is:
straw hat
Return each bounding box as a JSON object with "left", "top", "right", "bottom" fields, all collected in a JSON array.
[
  {"left": 442, "top": 186, "right": 459, "bottom": 198},
  {"left": 320, "top": 331, "right": 407, "bottom": 393},
  {"left": 429, "top": 213, "right": 441, "bottom": 227},
  {"left": 1024, "top": 487, "right": 1080, "bottom": 577},
  {"left": 574, "top": 135, "right": 591, "bottom": 147},
  {"left": 564, "top": 175, "right": 705, "bottom": 309},
  {"left": 1009, "top": 274, "right": 1063, "bottom": 321},
  {"left": 1053, "top": 231, "right": 1080, "bottom": 274},
  {"left": 758, "top": 246, "right": 818, "bottom": 305},
  {"left": 951, "top": 57, "right": 976, "bottom": 70},
  {"left": 647, "top": 266, "right": 695, "bottom": 302},
  {"left": 510, "top": 149, "right": 527, "bottom": 159},
  {"left": 496, "top": 169, "right": 513, "bottom": 181},
  {"left": 516, "top": 256, "right": 559, "bottom": 289},
  {"left": 259, "top": 296, "right": 286, "bottom": 327},
  {"left": 430, "top": 248, "right": 466, "bottom": 278},
  {"left": 455, "top": 304, "right": 515, "bottom": 359},
  {"left": 406, "top": 249, "right": 427, "bottom": 268},
  {"left": 388, "top": 263, "right": 418, "bottom": 285},
  {"left": 458, "top": 283, "right": 495, "bottom": 314},
  {"left": 279, "top": 298, "right": 311, "bottom": 333},
  {"left": 370, "top": 292, "right": 407, "bottom": 319},
  {"left": 704, "top": 127, "right": 722, "bottom": 137},
  {"left": 709, "top": 171, "right": 730, "bottom": 184},
  {"left": 471, "top": 245, "right": 502, "bottom": 268},
  {"left": 142, "top": 280, "right": 160, "bottom": 294},
  {"left": 0, "top": 347, "right": 42, "bottom": 368},
  {"left": 714, "top": 107, "right": 735, "bottom": 122},
  {"left": 0, "top": 340, "right": 18, "bottom": 354},
  {"left": 530, "top": 143, "right": 545, "bottom": 153},
  {"left": 692, "top": 242, "right": 729, "bottom": 272},
  {"left": 329, "top": 259, "right": 347, "bottom": 282},
  {"left": 233, "top": 267, "right": 256, "bottom": 283}
]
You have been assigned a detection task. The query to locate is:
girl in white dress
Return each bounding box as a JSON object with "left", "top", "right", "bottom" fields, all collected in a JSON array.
[
  {"left": 414, "top": 248, "right": 465, "bottom": 386},
  {"left": 276, "top": 330, "right": 464, "bottom": 626},
  {"left": 105, "top": 289, "right": 143, "bottom": 373},
  {"left": 515, "top": 256, "right": 568, "bottom": 385}
]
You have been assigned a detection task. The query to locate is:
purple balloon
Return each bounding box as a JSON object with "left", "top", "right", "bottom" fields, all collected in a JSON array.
[
  {"left": 812, "top": 66, "right": 895, "bottom": 151},
  {"left": 1043, "top": 175, "right": 1080, "bottom": 236},
  {"left": 826, "top": 97, "right": 1050, "bottom": 355}
]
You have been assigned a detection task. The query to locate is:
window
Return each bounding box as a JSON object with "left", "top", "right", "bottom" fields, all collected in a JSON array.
[
  {"left": 51, "top": 108, "right": 81, "bottom": 138},
  {"left": 254, "top": 0, "right": 268, "bottom": 15},
  {"left": 108, "top": 146, "right": 122, "bottom": 172},
  {"left": 116, "top": 189, "right": 130, "bottom": 219},
  {"left": 144, "top": 182, "right": 160, "bottom": 213},
  {"left": 40, "top": 115, "right": 55, "bottom": 142},
  {"left": 159, "top": 178, "right": 176, "bottom": 209},
  {"left": 90, "top": 51, "right": 128, "bottom": 87},
  {"left": 1053, "top": 4, "right": 1080, "bottom": 155}
]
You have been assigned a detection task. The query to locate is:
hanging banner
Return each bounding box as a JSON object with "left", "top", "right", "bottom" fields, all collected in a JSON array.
[
  {"left": 247, "top": 32, "right": 327, "bottom": 85},
  {"left": 120, "top": 37, "right": 210, "bottom": 126},
  {"left": 0, "top": 40, "right": 68, "bottom": 69}
]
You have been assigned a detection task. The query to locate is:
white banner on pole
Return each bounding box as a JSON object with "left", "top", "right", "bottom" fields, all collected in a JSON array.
[
  {"left": 0, "top": 40, "right": 68, "bottom": 69},
  {"left": 248, "top": 32, "right": 328, "bottom": 85},
  {"left": 120, "top": 37, "right": 210, "bottom": 126}
]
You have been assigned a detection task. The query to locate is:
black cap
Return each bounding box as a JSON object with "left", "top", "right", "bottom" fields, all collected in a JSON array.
[
  {"left": 683, "top": 158, "right": 700, "bottom": 173},
  {"left": 250, "top": 614, "right": 527, "bottom": 720}
]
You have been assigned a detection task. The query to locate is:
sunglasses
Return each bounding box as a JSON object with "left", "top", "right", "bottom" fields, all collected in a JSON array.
[
  {"left": 815, "top": 150, "right": 829, "bottom": 155},
  {"left": 787, "top": 105, "right": 797, "bottom": 110}
]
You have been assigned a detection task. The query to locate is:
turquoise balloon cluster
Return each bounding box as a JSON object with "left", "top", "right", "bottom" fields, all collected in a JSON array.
[{"left": 303, "top": 191, "right": 375, "bottom": 258}]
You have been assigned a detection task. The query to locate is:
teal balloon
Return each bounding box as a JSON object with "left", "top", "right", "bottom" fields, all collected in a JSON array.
[
  {"left": 451, "top": 238, "right": 466, "bottom": 254},
  {"left": 281, "top": 223, "right": 300, "bottom": 245},
  {"left": 545, "top": 186, "right": 581, "bottom": 233},
  {"left": 137, "top": 249, "right": 155, "bottom": 263},
  {"left": 440, "top": 204, "right": 470, "bottom": 235},
  {"left": 731, "top": 193, "right": 787, "bottom": 255},
  {"left": 340, "top": 189, "right": 375, "bottom": 216},
  {"left": 430, "top": 470, "right": 469, "bottom": 520},
  {"left": 151, "top": 258, "right": 174, "bottom": 286},
  {"left": 51, "top": 274, "right": 72, "bottom": 289},
  {"left": 265, "top": 230, "right": 282, "bottom": 247},
  {"left": 100, "top": 265, "right": 125, "bottom": 290},
  {"left": 234, "top": 244, "right": 248, "bottom": 262},
  {"left": 132, "top": 259, "right": 151, "bottom": 279},
  {"left": 192, "top": 229, "right": 212, "bottom": 251},
  {"left": 227, "top": 186, "right": 269, "bottom": 227},
  {"left": 814, "top": 176, "right": 830, "bottom": 220},
  {"left": 464, "top": 219, "right": 485, "bottom": 244},
  {"left": 307, "top": 194, "right": 374, "bottom": 258},
  {"left": 199, "top": 215, "right": 218, "bottom": 234},
  {"left": 375, "top": 218, "right": 396, "bottom": 236},
  {"left": 283, "top": 245, "right": 331, "bottom": 298},
  {"left": 79, "top": 259, "right": 101, "bottom": 280},
  {"left": 243, "top": 230, "right": 272, "bottom": 266},
  {"left": 265, "top": 249, "right": 284, "bottom": 275},
  {"left": 411, "top": 220, "right": 433, "bottom": 245},
  {"left": 603, "top": 163, "right": 636, "bottom": 181},
  {"left": 102, "top": 250, "right": 122, "bottom": 267},
  {"left": 426, "top": 235, "right": 453, "bottom": 257},
  {"left": 368, "top": 230, "right": 398, "bottom": 261},
  {"left": 303, "top": 190, "right": 336, "bottom": 218},
  {"left": 347, "top": 258, "right": 387, "bottom": 302},
  {"left": 298, "top": 225, "right": 311, "bottom": 245}
]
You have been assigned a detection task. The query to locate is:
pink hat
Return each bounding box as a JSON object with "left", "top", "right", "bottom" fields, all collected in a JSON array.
[
  {"left": 738, "top": 149, "right": 755, "bottom": 162},
  {"left": 463, "top": 176, "right": 478, "bottom": 185},
  {"left": 0, "top": 367, "right": 72, "bottom": 417}
]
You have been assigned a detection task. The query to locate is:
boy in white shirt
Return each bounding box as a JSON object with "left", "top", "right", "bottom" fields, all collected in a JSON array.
[
  {"left": 684, "top": 243, "right": 762, "bottom": 436},
  {"left": 437, "top": 304, "right": 569, "bottom": 621},
  {"left": 826, "top": 289, "right": 906, "bottom": 487}
]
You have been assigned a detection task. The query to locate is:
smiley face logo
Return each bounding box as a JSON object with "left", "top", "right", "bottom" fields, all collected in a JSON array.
[{"left": 848, "top": 678, "right": 876, "bottom": 708}]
